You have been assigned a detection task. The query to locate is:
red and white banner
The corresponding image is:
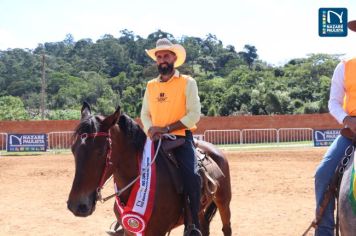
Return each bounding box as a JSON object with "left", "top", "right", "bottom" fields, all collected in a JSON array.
[{"left": 115, "top": 139, "right": 156, "bottom": 235}]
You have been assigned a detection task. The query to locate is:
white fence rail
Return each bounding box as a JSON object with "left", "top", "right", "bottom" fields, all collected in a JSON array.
[
  {"left": 0, "top": 133, "right": 7, "bottom": 151},
  {"left": 203, "top": 129, "right": 241, "bottom": 145},
  {"left": 204, "top": 128, "right": 314, "bottom": 146},
  {"left": 241, "top": 129, "right": 278, "bottom": 144},
  {"left": 48, "top": 131, "right": 74, "bottom": 150},
  {"left": 0, "top": 128, "right": 319, "bottom": 153},
  {"left": 278, "top": 128, "right": 313, "bottom": 143}
]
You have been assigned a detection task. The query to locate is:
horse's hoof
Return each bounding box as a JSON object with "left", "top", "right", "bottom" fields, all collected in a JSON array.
[{"left": 106, "top": 221, "right": 124, "bottom": 236}]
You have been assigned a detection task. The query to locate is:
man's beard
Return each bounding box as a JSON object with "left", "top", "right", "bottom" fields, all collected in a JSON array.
[{"left": 158, "top": 62, "right": 174, "bottom": 75}]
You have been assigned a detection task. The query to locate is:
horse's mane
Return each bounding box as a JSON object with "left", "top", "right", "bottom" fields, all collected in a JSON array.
[
  {"left": 118, "top": 114, "right": 147, "bottom": 153},
  {"left": 73, "top": 113, "right": 146, "bottom": 153}
]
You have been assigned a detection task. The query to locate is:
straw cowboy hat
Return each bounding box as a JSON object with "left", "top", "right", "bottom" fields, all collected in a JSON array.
[
  {"left": 145, "top": 38, "right": 186, "bottom": 68},
  {"left": 348, "top": 20, "right": 356, "bottom": 32}
]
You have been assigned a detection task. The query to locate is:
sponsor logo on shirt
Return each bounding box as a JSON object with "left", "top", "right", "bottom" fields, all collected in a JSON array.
[{"left": 156, "top": 92, "right": 168, "bottom": 102}]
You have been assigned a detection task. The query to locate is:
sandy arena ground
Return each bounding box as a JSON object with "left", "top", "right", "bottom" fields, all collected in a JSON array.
[{"left": 0, "top": 147, "right": 326, "bottom": 236}]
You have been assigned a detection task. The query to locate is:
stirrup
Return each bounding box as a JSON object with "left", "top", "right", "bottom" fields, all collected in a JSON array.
[{"left": 184, "top": 224, "right": 202, "bottom": 236}]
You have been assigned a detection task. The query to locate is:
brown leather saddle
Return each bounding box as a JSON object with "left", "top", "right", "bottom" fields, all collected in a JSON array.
[{"left": 159, "top": 138, "right": 225, "bottom": 201}]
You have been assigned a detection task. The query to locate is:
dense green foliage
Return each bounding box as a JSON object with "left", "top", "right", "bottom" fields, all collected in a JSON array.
[{"left": 0, "top": 30, "right": 340, "bottom": 120}]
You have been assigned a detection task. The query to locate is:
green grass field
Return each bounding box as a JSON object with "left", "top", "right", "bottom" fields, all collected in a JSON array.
[
  {"left": 0, "top": 141, "right": 319, "bottom": 156},
  {"left": 0, "top": 149, "right": 72, "bottom": 156},
  {"left": 216, "top": 141, "right": 314, "bottom": 150}
]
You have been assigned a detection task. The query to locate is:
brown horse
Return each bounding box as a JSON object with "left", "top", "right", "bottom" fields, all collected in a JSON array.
[{"left": 67, "top": 103, "right": 232, "bottom": 236}]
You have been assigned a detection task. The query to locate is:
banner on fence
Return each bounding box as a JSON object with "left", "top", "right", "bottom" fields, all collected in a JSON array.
[
  {"left": 313, "top": 129, "right": 340, "bottom": 147},
  {"left": 7, "top": 134, "right": 47, "bottom": 152}
]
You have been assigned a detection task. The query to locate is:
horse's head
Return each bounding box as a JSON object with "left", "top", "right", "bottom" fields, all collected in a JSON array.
[{"left": 67, "top": 102, "right": 120, "bottom": 217}]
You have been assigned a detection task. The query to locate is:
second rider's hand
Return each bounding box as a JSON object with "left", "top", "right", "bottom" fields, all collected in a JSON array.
[{"left": 343, "top": 116, "right": 356, "bottom": 133}]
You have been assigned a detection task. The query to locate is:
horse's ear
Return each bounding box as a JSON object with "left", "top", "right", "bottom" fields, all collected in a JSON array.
[
  {"left": 102, "top": 106, "right": 121, "bottom": 130},
  {"left": 115, "top": 105, "right": 121, "bottom": 114},
  {"left": 81, "top": 101, "right": 91, "bottom": 120}
]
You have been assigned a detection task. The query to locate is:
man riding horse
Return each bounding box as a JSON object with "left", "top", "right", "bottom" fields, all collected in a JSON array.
[
  {"left": 140, "top": 38, "right": 202, "bottom": 235},
  {"left": 68, "top": 38, "right": 231, "bottom": 236},
  {"left": 314, "top": 20, "right": 356, "bottom": 236}
]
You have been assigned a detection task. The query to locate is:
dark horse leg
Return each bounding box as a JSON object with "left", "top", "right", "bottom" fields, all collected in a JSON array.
[
  {"left": 200, "top": 194, "right": 231, "bottom": 236},
  {"left": 199, "top": 201, "right": 217, "bottom": 236}
]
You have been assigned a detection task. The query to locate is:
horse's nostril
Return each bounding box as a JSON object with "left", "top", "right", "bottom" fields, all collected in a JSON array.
[{"left": 77, "top": 203, "right": 89, "bottom": 214}]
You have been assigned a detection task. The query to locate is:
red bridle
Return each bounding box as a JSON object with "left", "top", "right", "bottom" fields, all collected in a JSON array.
[
  {"left": 76, "top": 130, "right": 162, "bottom": 204},
  {"left": 78, "top": 131, "right": 112, "bottom": 202}
]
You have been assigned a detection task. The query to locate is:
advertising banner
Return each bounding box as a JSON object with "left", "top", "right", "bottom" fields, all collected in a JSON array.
[
  {"left": 313, "top": 129, "right": 340, "bottom": 147},
  {"left": 7, "top": 134, "right": 47, "bottom": 152}
]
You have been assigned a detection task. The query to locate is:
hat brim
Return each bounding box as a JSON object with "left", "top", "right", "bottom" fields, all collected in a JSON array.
[
  {"left": 348, "top": 20, "right": 356, "bottom": 32},
  {"left": 145, "top": 44, "right": 186, "bottom": 68}
]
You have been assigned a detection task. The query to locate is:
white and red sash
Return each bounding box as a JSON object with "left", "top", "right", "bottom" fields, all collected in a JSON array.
[{"left": 115, "top": 139, "right": 156, "bottom": 235}]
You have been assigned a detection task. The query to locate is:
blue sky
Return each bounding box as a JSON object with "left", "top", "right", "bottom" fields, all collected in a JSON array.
[{"left": 1, "top": 0, "right": 356, "bottom": 65}]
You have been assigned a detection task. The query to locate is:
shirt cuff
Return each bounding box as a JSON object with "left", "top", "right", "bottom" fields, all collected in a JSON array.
[
  {"left": 337, "top": 113, "right": 348, "bottom": 125},
  {"left": 180, "top": 113, "right": 200, "bottom": 129},
  {"left": 180, "top": 117, "right": 192, "bottom": 129}
]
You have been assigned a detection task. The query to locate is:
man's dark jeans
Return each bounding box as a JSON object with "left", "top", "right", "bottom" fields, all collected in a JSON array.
[{"left": 173, "top": 130, "right": 201, "bottom": 229}]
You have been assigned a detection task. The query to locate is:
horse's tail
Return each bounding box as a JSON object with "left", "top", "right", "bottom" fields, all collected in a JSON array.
[{"left": 204, "top": 202, "right": 218, "bottom": 223}]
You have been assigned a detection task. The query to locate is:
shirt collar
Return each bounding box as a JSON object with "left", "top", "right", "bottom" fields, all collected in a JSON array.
[{"left": 156, "top": 70, "right": 180, "bottom": 82}]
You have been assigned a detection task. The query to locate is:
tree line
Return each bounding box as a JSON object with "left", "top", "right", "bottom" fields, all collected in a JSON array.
[{"left": 0, "top": 29, "right": 340, "bottom": 120}]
